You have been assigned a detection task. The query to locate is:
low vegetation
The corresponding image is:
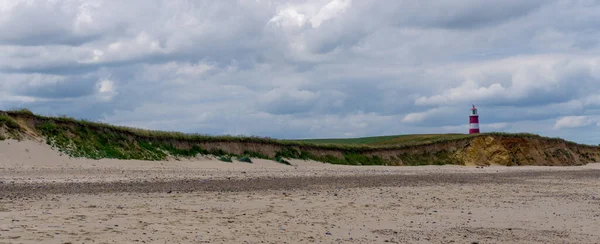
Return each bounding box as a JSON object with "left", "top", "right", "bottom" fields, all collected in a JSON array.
[
  {"left": 396, "top": 151, "right": 456, "bottom": 166},
  {"left": 218, "top": 156, "right": 233, "bottom": 163},
  {"left": 237, "top": 156, "right": 253, "bottom": 163},
  {"left": 0, "top": 114, "right": 23, "bottom": 140},
  {"left": 293, "top": 133, "right": 476, "bottom": 146},
  {"left": 8, "top": 108, "right": 34, "bottom": 115},
  {"left": 275, "top": 156, "right": 291, "bottom": 165},
  {"left": 0, "top": 115, "right": 20, "bottom": 130}
]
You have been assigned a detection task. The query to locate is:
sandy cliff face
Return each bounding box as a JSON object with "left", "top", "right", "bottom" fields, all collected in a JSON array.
[
  {"left": 451, "top": 136, "right": 599, "bottom": 166},
  {"left": 454, "top": 136, "right": 511, "bottom": 166},
  {"left": 384, "top": 136, "right": 599, "bottom": 166},
  {"left": 1, "top": 111, "right": 599, "bottom": 166}
]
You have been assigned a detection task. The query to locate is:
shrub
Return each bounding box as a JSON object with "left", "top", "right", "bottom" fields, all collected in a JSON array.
[
  {"left": 343, "top": 152, "right": 385, "bottom": 165},
  {"left": 243, "top": 150, "right": 269, "bottom": 159},
  {"left": 218, "top": 155, "right": 233, "bottom": 162},
  {"left": 237, "top": 156, "right": 253, "bottom": 163},
  {"left": 275, "top": 147, "right": 302, "bottom": 158},
  {"left": 275, "top": 156, "right": 291, "bottom": 165},
  {"left": 210, "top": 149, "right": 227, "bottom": 156},
  {"left": 161, "top": 144, "right": 207, "bottom": 157},
  {"left": 38, "top": 121, "right": 58, "bottom": 134}
]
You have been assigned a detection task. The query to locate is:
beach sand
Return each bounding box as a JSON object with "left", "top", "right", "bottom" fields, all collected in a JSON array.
[{"left": 1, "top": 140, "right": 599, "bottom": 243}]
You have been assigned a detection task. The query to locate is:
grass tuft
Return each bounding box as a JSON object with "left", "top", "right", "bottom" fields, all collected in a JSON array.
[
  {"left": 0, "top": 115, "right": 20, "bottom": 130},
  {"left": 243, "top": 150, "right": 270, "bottom": 159},
  {"left": 237, "top": 156, "right": 252, "bottom": 163},
  {"left": 275, "top": 156, "right": 291, "bottom": 165},
  {"left": 8, "top": 108, "right": 34, "bottom": 115},
  {"left": 218, "top": 155, "right": 233, "bottom": 163}
]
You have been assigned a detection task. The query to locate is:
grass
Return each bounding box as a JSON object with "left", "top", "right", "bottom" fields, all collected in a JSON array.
[
  {"left": 218, "top": 156, "right": 233, "bottom": 163},
  {"left": 275, "top": 147, "right": 312, "bottom": 160},
  {"left": 1, "top": 109, "right": 480, "bottom": 151},
  {"left": 243, "top": 150, "right": 270, "bottom": 159},
  {"left": 275, "top": 156, "right": 291, "bottom": 165},
  {"left": 0, "top": 115, "right": 20, "bottom": 130},
  {"left": 0, "top": 114, "right": 22, "bottom": 140},
  {"left": 7, "top": 108, "right": 594, "bottom": 150},
  {"left": 301, "top": 152, "right": 387, "bottom": 166},
  {"left": 397, "top": 151, "right": 457, "bottom": 166},
  {"left": 7, "top": 108, "right": 33, "bottom": 115},
  {"left": 237, "top": 156, "right": 253, "bottom": 163},
  {"left": 36, "top": 119, "right": 210, "bottom": 160},
  {"left": 293, "top": 133, "right": 478, "bottom": 146},
  {"left": 292, "top": 132, "right": 598, "bottom": 149}
]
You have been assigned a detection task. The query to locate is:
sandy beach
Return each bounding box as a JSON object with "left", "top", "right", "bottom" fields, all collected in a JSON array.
[{"left": 1, "top": 140, "right": 599, "bottom": 243}]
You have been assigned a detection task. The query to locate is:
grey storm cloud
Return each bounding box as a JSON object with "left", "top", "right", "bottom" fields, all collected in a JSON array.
[
  {"left": 387, "top": 0, "right": 546, "bottom": 29},
  {"left": 1, "top": 0, "right": 600, "bottom": 144}
]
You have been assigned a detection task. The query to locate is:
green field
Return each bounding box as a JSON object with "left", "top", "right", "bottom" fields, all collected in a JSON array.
[{"left": 291, "top": 133, "right": 477, "bottom": 146}]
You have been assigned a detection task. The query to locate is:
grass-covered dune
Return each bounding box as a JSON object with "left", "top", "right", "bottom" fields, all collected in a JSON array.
[
  {"left": 1, "top": 109, "right": 599, "bottom": 166},
  {"left": 294, "top": 134, "right": 476, "bottom": 146}
]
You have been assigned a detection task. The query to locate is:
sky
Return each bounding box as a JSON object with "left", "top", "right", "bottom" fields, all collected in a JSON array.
[{"left": 1, "top": 0, "right": 600, "bottom": 144}]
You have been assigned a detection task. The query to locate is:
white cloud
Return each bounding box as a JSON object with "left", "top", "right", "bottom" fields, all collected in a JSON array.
[
  {"left": 441, "top": 124, "right": 467, "bottom": 132},
  {"left": 402, "top": 108, "right": 440, "bottom": 123},
  {"left": 269, "top": 7, "right": 308, "bottom": 28},
  {"left": 486, "top": 122, "right": 509, "bottom": 130},
  {"left": 309, "top": 0, "right": 351, "bottom": 28},
  {"left": 97, "top": 79, "right": 117, "bottom": 101},
  {"left": 87, "top": 32, "right": 165, "bottom": 63},
  {"left": 415, "top": 55, "right": 600, "bottom": 107},
  {"left": 554, "top": 116, "right": 594, "bottom": 130},
  {"left": 415, "top": 80, "right": 506, "bottom": 106},
  {"left": 268, "top": 0, "right": 351, "bottom": 29}
]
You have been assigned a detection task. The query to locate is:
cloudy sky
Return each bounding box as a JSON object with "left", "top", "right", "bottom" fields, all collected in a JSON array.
[{"left": 1, "top": 0, "right": 600, "bottom": 144}]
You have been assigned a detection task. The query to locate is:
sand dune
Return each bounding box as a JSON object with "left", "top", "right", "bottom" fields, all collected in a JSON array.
[{"left": 1, "top": 139, "right": 599, "bottom": 243}]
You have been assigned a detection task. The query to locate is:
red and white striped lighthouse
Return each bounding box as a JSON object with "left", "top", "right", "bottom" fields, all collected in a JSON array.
[{"left": 469, "top": 105, "right": 480, "bottom": 134}]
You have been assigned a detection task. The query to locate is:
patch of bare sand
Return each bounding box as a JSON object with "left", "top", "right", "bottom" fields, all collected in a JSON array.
[
  {"left": 2, "top": 140, "right": 598, "bottom": 184},
  {"left": 1, "top": 140, "right": 599, "bottom": 243}
]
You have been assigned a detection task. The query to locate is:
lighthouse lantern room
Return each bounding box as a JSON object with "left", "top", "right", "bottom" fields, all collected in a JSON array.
[{"left": 469, "top": 105, "right": 480, "bottom": 134}]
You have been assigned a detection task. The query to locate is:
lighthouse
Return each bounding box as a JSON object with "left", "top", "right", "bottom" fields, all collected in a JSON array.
[{"left": 469, "top": 105, "right": 480, "bottom": 134}]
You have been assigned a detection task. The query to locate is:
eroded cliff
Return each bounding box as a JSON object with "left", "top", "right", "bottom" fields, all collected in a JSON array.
[{"left": 1, "top": 110, "right": 598, "bottom": 166}]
